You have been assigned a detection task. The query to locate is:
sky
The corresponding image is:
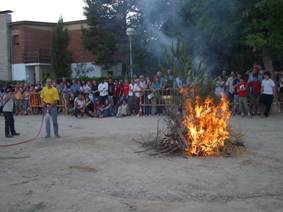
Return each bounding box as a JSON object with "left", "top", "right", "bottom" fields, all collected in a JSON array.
[{"left": 0, "top": 0, "right": 86, "bottom": 22}]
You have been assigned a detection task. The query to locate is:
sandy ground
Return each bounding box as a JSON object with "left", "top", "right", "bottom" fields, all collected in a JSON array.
[{"left": 0, "top": 114, "right": 283, "bottom": 212}]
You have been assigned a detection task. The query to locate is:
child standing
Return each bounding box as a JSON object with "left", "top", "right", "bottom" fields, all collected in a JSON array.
[{"left": 237, "top": 77, "right": 250, "bottom": 117}]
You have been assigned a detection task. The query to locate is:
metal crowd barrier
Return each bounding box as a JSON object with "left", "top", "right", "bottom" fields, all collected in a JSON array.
[
  {"left": 140, "top": 88, "right": 183, "bottom": 114},
  {"left": 29, "top": 93, "right": 65, "bottom": 114}
]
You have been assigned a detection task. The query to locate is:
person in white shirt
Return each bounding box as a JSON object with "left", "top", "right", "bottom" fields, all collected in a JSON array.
[
  {"left": 98, "top": 79, "right": 109, "bottom": 103},
  {"left": 128, "top": 80, "right": 135, "bottom": 114},
  {"left": 116, "top": 99, "right": 130, "bottom": 117},
  {"left": 261, "top": 71, "right": 276, "bottom": 117},
  {"left": 83, "top": 82, "right": 92, "bottom": 94},
  {"left": 174, "top": 76, "right": 183, "bottom": 89},
  {"left": 225, "top": 72, "right": 235, "bottom": 103},
  {"left": 133, "top": 79, "right": 143, "bottom": 116}
]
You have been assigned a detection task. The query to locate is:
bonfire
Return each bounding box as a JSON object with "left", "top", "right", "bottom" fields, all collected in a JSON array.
[
  {"left": 138, "top": 88, "right": 244, "bottom": 157},
  {"left": 182, "top": 96, "right": 231, "bottom": 156}
]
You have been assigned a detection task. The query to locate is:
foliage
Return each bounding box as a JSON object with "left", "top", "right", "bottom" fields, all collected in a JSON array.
[
  {"left": 240, "top": 0, "right": 283, "bottom": 51},
  {"left": 159, "top": 40, "right": 192, "bottom": 79},
  {"left": 81, "top": 0, "right": 283, "bottom": 76},
  {"left": 51, "top": 17, "right": 71, "bottom": 78},
  {"left": 82, "top": 0, "right": 138, "bottom": 68}
]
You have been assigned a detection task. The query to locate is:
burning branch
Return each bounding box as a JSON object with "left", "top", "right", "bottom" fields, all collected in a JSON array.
[{"left": 138, "top": 92, "right": 245, "bottom": 157}]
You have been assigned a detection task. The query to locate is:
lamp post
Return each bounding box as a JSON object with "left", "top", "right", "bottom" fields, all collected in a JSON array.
[{"left": 126, "top": 27, "right": 136, "bottom": 80}]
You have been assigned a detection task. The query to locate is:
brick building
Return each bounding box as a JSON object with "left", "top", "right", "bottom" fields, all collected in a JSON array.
[{"left": 0, "top": 11, "right": 122, "bottom": 83}]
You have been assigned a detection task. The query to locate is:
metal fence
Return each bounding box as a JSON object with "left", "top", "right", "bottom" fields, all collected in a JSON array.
[
  {"left": 29, "top": 93, "right": 66, "bottom": 114},
  {"left": 139, "top": 88, "right": 183, "bottom": 115}
]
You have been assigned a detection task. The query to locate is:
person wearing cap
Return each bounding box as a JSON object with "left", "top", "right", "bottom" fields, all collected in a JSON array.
[
  {"left": 2, "top": 87, "right": 20, "bottom": 138},
  {"left": 40, "top": 79, "right": 60, "bottom": 138}
]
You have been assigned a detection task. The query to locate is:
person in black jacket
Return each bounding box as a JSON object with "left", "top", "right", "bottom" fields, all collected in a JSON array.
[{"left": 2, "top": 87, "right": 20, "bottom": 138}]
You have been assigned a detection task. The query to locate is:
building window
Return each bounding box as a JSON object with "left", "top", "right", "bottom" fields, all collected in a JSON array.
[{"left": 13, "top": 35, "right": 20, "bottom": 46}]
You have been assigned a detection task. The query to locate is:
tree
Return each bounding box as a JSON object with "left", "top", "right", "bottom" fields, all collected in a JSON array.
[
  {"left": 240, "top": 0, "right": 283, "bottom": 73},
  {"left": 51, "top": 17, "right": 71, "bottom": 78},
  {"left": 82, "top": 0, "right": 138, "bottom": 68}
]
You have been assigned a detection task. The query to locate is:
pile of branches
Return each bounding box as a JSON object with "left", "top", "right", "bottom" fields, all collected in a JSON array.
[{"left": 137, "top": 108, "right": 245, "bottom": 157}]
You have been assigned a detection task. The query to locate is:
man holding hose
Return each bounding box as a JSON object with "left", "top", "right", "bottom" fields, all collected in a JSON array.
[{"left": 40, "top": 79, "right": 60, "bottom": 138}]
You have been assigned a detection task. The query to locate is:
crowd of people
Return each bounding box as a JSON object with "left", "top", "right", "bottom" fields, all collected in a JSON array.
[
  {"left": 1, "top": 66, "right": 283, "bottom": 120},
  {"left": 214, "top": 65, "right": 283, "bottom": 118},
  {"left": 0, "top": 70, "right": 183, "bottom": 119}
]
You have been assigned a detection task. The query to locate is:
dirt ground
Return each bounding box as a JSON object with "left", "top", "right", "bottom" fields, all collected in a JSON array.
[{"left": 0, "top": 114, "right": 283, "bottom": 212}]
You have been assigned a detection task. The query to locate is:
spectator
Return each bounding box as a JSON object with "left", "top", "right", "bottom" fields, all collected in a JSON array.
[
  {"left": 261, "top": 71, "right": 276, "bottom": 117},
  {"left": 116, "top": 99, "right": 130, "bottom": 117},
  {"left": 14, "top": 87, "right": 23, "bottom": 115},
  {"left": 226, "top": 72, "right": 235, "bottom": 103},
  {"left": 214, "top": 76, "right": 225, "bottom": 97},
  {"left": 91, "top": 80, "right": 99, "bottom": 99},
  {"left": 165, "top": 69, "right": 175, "bottom": 89},
  {"left": 108, "top": 78, "right": 114, "bottom": 103},
  {"left": 2, "top": 87, "right": 20, "bottom": 138},
  {"left": 232, "top": 74, "right": 241, "bottom": 115},
  {"left": 122, "top": 79, "right": 130, "bottom": 101},
  {"left": 143, "top": 77, "right": 152, "bottom": 115},
  {"left": 85, "top": 95, "right": 95, "bottom": 117},
  {"left": 279, "top": 74, "right": 283, "bottom": 111},
  {"left": 133, "top": 78, "right": 143, "bottom": 116},
  {"left": 237, "top": 76, "right": 250, "bottom": 117},
  {"left": 113, "top": 80, "right": 120, "bottom": 108},
  {"left": 152, "top": 76, "right": 163, "bottom": 115},
  {"left": 74, "top": 93, "right": 86, "bottom": 118},
  {"left": 35, "top": 80, "right": 42, "bottom": 92},
  {"left": 118, "top": 80, "right": 124, "bottom": 99},
  {"left": 249, "top": 75, "right": 261, "bottom": 115},
  {"left": 128, "top": 79, "right": 135, "bottom": 114},
  {"left": 98, "top": 79, "right": 109, "bottom": 103},
  {"left": 0, "top": 88, "right": 5, "bottom": 114},
  {"left": 175, "top": 76, "right": 183, "bottom": 89},
  {"left": 100, "top": 99, "right": 113, "bottom": 118},
  {"left": 70, "top": 80, "right": 80, "bottom": 94},
  {"left": 93, "top": 98, "right": 103, "bottom": 117},
  {"left": 82, "top": 81, "right": 92, "bottom": 94},
  {"left": 23, "top": 87, "right": 30, "bottom": 115}
]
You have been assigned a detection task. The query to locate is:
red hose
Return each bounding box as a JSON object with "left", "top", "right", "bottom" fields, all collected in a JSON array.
[{"left": 0, "top": 114, "right": 45, "bottom": 148}]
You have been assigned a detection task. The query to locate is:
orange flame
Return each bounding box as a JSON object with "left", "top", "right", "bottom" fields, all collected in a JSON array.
[{"left": 182, "top": 96, "right": 231, "bottom": 156}]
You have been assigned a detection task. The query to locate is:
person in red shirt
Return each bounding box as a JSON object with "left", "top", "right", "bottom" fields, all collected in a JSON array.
[
  {"left": 123, "top": 79, "right": 130, "bottom": 100},
  {"left": 236, "top": 77, "right": 250, "bottom": 117},
  {"left": 113, "top": 80, "right": 120, "bottom": 108},
  {"left": 117, "top": 80, "right": 124, "bottom": 99},
  {"left": 249, "top": 75, "right": 261, "bottom": 115}
]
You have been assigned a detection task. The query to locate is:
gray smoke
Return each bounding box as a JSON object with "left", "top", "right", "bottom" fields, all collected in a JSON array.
[{"left": 137, "top": 0, "right": 239, "bottom": 74}]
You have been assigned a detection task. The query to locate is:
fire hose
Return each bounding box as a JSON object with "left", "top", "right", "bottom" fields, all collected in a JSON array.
[{"left": 0, "top": 113, "right": 45, "bottom": 148}]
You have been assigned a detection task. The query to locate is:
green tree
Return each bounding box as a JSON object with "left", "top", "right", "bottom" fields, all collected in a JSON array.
[
  {"left": 51, "top": 17, "right": 71, "bottom": 78},
  {"left": 240, "top": 0, "right": 283, "bottom": 73},
  {"left": 82, "top": 0, "right": 138, "bottom": 68}
]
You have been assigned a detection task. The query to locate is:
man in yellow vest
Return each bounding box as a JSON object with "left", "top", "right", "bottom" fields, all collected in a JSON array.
[{"left": 40, "top": 79, "right": 60, "bottom": 138}]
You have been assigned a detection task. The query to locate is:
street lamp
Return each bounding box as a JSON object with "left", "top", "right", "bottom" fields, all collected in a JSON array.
[{"left": 126, "top": 27, "right": 136, "bottom": 80}]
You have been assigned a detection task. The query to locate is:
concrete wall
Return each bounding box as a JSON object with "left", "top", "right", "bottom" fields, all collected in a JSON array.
[{"left": 0, "top": 13, "right": 11, "bottom": 80}]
